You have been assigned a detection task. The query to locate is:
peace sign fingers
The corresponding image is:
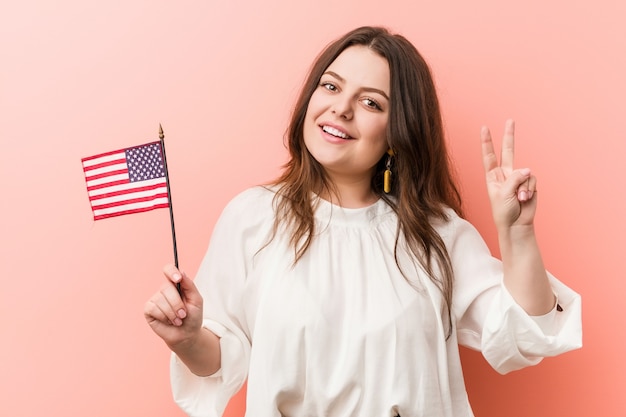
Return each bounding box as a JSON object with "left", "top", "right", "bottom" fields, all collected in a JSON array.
[
  {"left": 480, "top": 119, "right": 537, "bottom": 228},
  {"left": 481, "top": 119, "right": 516, "bottom": 177},
  {"left": 500, "top": 119, "right": 516, "bottom": 173}
]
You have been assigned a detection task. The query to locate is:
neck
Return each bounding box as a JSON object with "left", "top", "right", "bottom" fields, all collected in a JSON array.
[{"left": 319, "top": 174, "right": 378, "bottom": 208}]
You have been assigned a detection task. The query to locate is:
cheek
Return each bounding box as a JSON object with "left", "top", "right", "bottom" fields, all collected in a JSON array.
[
  {"left": 305, "top": 91, "right": 325, "bottom": 120},
  {"left": 365, "top": 117, "right": 389, "bottom": 148},
  {"left": 303, "top": 108, "right": 317, "bottom": 142},
  {"left": 360, "top": 122, "right": 390, "bottom": 165},
  {"left": 302, "top": 109, "right": 318, "bottom": 152},
  {"left": 303, "top": 93, "right": 329, "bottom": 141}
]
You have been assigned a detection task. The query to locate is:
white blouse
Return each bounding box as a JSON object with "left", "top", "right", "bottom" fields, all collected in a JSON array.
[{"left": 170, "top": 186, "right": 582, "bottom": 417}]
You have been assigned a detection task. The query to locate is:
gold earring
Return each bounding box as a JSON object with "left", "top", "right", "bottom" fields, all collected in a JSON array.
[{"left": 384, "top": 149, "right": 394, "bottom": 194}]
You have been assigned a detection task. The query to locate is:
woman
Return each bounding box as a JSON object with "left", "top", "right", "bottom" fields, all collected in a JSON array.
[{"left": 144, "top": 26, "right": 581, "bottom": 417}]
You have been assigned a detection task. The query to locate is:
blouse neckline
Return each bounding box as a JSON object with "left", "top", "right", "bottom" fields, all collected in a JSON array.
[{"left": 312, "top": 195, "right": 394, "bottom": 227}]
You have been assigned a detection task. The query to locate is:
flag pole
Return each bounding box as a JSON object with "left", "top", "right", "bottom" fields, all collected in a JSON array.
[{"left": 159, "top": 124, "right": 181, "bottom": 294}]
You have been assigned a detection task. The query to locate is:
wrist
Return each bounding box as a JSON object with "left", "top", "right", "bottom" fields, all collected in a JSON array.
[
  {"left": 497, "top": 224, "right": 539, "bottom": 258},
  {"left": 498, "top": 223, "right": 536, "bottom": 241},
  {"left": 168, "top": 327, "right": 222, "bottom": 377},
  {"left": 167, "top": 327, "right": 205, "bottom": 353}
]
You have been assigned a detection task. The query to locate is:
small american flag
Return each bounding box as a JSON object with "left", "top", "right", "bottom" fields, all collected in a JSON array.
[{"left": 82, "top": 141, "right": 170, "bottom": 220}]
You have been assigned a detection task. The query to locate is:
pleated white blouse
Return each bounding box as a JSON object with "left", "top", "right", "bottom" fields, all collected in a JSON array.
[{"left": 170, "top": 186, "right": 582, "bottom": 417}]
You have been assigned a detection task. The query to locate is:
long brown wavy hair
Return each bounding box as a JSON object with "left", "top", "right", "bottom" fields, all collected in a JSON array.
[{"left": 269, "top": 26, "right": 463, "bottom": 337}]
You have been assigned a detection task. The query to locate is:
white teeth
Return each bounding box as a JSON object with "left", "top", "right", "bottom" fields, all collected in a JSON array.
[{"left": 322, "top": 126, "right": 349, "bottom": 139}]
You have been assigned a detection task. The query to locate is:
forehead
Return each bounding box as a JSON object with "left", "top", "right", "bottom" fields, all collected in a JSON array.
[{"left": 325, "top": 46, "right": 390, "bottom": 95}]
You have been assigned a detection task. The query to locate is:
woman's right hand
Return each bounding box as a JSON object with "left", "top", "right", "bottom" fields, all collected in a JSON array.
[{"left": 144, "top": 264, "right": 204, "bottom": 349}]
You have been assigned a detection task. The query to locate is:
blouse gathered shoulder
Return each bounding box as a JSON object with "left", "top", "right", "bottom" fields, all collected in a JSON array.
[{"left": 170, "top": 186, "right": 582, "bottom": 417}]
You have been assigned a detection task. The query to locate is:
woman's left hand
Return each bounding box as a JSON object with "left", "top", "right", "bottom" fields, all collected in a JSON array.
[{"left": 481, "top": 119, "right": 537, "bottom": 230}]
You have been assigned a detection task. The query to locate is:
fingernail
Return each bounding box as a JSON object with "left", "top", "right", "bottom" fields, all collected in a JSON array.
[
  {"left": 520, "top": 168, "right": 531, "bottom": 176},
  {"left": 173, "top": 318, "right": 183, "bottom": 326},
  {"left": 519, "top": 191, "right": 528, "bottom": 201},
  {"left": 172, "top": 273, "right": 181, "bottom": 282},
  {"left": 178, "top": 309, "right": 187, "bottom": 319}
]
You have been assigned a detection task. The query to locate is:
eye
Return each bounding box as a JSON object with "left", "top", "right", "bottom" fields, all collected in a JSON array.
[
  {"left": 362, "top": 97, "right": 383, "bottom": 111},
  {"left": 320, "top": 81, "right": 338, "bottom": 92}
]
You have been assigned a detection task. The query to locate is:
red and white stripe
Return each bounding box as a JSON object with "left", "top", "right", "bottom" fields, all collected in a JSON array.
[{"left": 81, "top": 145, "right": 168, "bottom": 220}]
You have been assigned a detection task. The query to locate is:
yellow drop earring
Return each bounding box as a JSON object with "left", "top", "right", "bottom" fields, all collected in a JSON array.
[{"left": 383, "top": 149, "right": 394, "bottom": 194}]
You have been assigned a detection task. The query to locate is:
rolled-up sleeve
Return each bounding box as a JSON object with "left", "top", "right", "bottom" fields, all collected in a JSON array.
[
  {"left": 446, "top": 213, "right": 582, "bottom": 374},
  {"left": 170, "top": 318, "right": 250, "bottom": 417},
  {"left": 170, "top": 188, "right": 273, "bottom": 416}
]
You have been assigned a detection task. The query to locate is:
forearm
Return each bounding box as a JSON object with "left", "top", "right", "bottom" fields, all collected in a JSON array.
[
  {"left": 169, "top": 327, "right": 222, "bottom": 377},
  {"left": 499, "top": 225, "right": 556, "bottom": 315}
]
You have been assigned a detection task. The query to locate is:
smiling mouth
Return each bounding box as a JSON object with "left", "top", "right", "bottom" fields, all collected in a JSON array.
[{"left": 321, "top": 125, "right": 353, "bottom": 139}]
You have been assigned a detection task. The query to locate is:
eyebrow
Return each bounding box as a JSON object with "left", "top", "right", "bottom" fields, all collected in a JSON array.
[{"left": 322, "top": 71, "right": 390, "bottom": 101}]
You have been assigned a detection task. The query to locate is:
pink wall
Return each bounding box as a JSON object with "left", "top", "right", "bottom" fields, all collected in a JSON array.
[{"left": 1, "top": 1, "right": 623, "bottom": 415}]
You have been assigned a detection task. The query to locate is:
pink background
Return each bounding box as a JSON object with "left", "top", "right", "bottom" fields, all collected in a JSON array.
[{"left": 1, "top": 0, "right": 624, "bottom": 416}]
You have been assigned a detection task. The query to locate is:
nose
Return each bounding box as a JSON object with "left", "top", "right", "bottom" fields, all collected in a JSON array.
[{"left": 330, "top": 96, "right": 353, "bottom": 120}]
